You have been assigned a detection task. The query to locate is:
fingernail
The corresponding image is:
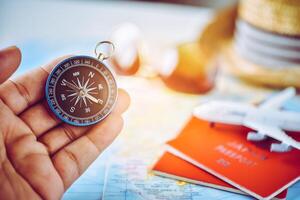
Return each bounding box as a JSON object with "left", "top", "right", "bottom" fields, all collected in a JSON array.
[
  {"left": 0, "top": 46, "right": 21, "bottom": 60},
  {"left": 0, "top": 45, "right": 21, "bottom": 63},
  {"left": 0, "top": 45, "right": 20, "bottom": 55},
  {"left": 0, "top": 45, "right": 22, "bottom": 83},
  {"left": 0, "top": 45, "right": 18, "bottom": 52}
]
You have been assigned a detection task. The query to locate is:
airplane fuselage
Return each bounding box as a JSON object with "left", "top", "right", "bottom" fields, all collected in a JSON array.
[
  {"left": 245, "top": 109, "right": 300, "bottom": 132},
  {"left": 194, "top": 102, "right": 300, "bottom": 132}
]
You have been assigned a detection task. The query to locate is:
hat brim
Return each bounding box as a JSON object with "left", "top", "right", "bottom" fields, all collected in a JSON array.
[{"left": 222, "top": 42, "right": 300, "bottom": 88}]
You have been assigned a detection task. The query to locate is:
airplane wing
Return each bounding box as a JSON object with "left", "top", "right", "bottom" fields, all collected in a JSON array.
[
  {"left": 193, "top": 101, "right": 254, "bottom": 125},
  {"left": 243, "top": 120, "right": 300, "bottom": 151},
  {"left": 259, "top": 87, "right": 296, "bottom": 110}
]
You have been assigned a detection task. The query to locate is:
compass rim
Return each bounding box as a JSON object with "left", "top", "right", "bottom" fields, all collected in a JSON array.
[{"left": 45, "top": 55, "right": 118, "bottom": 127}]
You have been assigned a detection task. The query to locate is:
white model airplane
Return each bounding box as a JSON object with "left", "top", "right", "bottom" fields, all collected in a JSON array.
[{"left": 193, "top": 87, "right": 300, "bottom": 153}]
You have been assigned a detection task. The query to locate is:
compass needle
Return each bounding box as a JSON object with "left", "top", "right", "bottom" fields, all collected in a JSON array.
[{"left": 85, "top": 93, "right": 103, "bottom": 104}]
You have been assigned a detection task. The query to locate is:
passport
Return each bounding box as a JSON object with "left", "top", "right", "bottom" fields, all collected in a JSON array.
[
  {"left": 166, "top": 117, "right": 300, "bottom": 200},
  {"left": 152, "top": 151, "right": 287, "bottom": 200}
]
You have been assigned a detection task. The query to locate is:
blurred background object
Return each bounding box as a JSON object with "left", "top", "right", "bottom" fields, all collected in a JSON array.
[
  {"left": 132, "top": 0, "right": 237, "bottom": 8},
  {"left": 158, "top": 5, "right": 237, "bottom": 93},
  {"left": 109, "top": 3, "right": 237, "bottom": 94},
  {"left": 158, "top": 42, "right": 217, "bottom": 94},
  {"left": 222, "top": 0, "right": 300, "bottom": 88},
  {"left": 110, "top": 23, "right": 141, "bottom": 75},
  {"left": 111, "top": 0, "right": 300, "bottom": 90}
]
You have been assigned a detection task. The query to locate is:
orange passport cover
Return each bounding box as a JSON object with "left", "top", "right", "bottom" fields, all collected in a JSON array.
[
  {"left": 167, "top": 117, "right": 300, "bottom": 200},
  {"left": 152, "top": 152, "right": 287, "bottom": 200}
]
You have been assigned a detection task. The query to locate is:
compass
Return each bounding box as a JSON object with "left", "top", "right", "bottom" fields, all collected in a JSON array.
[{"left": 45, "top": 42, "right": 117, "bottom": 126}]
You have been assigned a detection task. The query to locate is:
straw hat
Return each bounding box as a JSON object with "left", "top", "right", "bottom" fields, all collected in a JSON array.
[{"left": 218, "top": 0, "right": 300, "bottom": 88}]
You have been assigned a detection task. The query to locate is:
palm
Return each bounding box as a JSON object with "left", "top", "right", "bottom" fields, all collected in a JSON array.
[{"left": 0, "top": 47, "right": 129, "bottom": 200}]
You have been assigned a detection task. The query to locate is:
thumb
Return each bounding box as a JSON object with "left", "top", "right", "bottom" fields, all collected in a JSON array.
[{"left": 0, "top": 46, "right": 21, "bottom": 84}]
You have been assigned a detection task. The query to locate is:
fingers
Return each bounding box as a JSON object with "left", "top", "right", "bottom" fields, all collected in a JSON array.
[
  {"left": 40, "top": 123, "right": 87, "bottom": 155},
  {"left": 52, "top": 114, "right": 124, "bottom": 189},
  {"left": 0, "top": 46, "right": 21, "bottom": 84},
  {"left": 19, "top": 101, "right": 61, "bottom": 137},
  {"left": 6, "top": 133, "right": 64, "bottom": 200},
  {"left": 39, "top": 89, "right": 130, "bottom": 154},
  {"left": 49, "top": 89, "right": 129, "bottom": 189},
  {"left": 0, "top": 56, "right": 69, "bottom": 115},
  {"left": 112, "top": 89, "right": 131, "bottom": 114}
]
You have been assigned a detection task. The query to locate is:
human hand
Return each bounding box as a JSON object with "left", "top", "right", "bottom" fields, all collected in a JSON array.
[{"left": 0, "top": 46, "right": 130, "bottom": 200}]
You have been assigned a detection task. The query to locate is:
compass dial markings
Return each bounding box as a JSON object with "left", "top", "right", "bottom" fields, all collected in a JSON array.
[
  {"left": 87, "top": 87, "right": 97, "bottom": 92},
  {"left": 79, "top": 98, "right": 83, "bottom": 108},
  {"left": 87, "top": 98, "right": 93, "bottom": 104},
  {"left": 47, "top": 56, "right": 117, "bottom": 126},
  {"left": 68, "top": 92, "right": 78, "bottom": 97},
  {"left": 87, "top": 81, "right": 95, "bottom": 88},
  {"left": 74, "top": 96, "right": 80, "bottom": 107},
  {"left": 61, "top": 75, "right": 103, "bottom": 109},
  {"left": 98, "top": 84, "right": 104, "bottom": 90},
  {"left": 84, "top": 78, "right": 90, "bottom": 89},
  {"left": 70, "top": 95, "right": 78, "bottom": 102},
  {"left": 77, "top": 77, "right": 82, "bottom": 88},
  {"left": 71, "top": 80, "right": 78, "bottom": 88},
  {"left": 81, "top": 76, "right": 85, "bottom": 89},
  {"left": 82, "top": 96, "right": 88, "bottom": 107}
]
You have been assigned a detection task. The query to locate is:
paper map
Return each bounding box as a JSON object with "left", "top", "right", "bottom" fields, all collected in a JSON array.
[{"left": 63, "top": 76, "right": 300, "bottom": 200}]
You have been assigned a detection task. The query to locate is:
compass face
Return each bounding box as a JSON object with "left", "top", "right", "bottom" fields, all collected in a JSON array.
[{"left": 46, "top": 56, "right": 117, "bottom": 126}]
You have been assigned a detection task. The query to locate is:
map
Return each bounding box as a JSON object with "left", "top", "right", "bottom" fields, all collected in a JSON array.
[
  {"left": 63, "top": 76, "right": 300, "bottom": 200},
  {"left": 101, "top": 155, "right": 252, "bottom": 200}
]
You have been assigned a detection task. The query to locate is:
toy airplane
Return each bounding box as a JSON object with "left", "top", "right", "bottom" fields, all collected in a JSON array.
[{"left": 193, "top": 87, "right": 300, "bottom": 153}]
